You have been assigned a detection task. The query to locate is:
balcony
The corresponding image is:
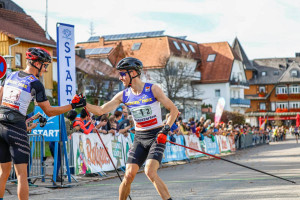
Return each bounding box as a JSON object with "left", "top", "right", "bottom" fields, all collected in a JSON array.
[
  {"left": 230, "top": 98, "right": 251, "bottom": 108},
  {"left": 229, "top": 80, "right": 250, "bottom": 89}
]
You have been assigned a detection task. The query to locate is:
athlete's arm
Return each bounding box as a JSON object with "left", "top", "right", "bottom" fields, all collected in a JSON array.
[
  {"left": 152, "top": 84, "right": 179, "bottom": 127},
  {"left": 86, "top": 91, "right": 123, "bottom": 116},
  {"left": 38, "top": 100, "right": 72, "bottom": 117}
]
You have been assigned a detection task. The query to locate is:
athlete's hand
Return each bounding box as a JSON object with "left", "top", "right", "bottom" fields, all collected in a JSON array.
[
  {"left": 157, "top": 133, "right": 167, "bottom": 144},
  {"left": 156, "top": 125, "right": 171, "bottom": 144},
  {"left": 71, "top": 94, "right": 86, "bottom": 109}
]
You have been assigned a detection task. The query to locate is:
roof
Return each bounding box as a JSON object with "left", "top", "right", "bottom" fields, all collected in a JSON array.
[
  {"left": 76, "top": 33, "right": 201, "bottom": 69},
  {"left": 198, "top": 42, "right": 235, "bottom": 83},
  {"left": 278, "top": 62, "right": 300, "bottom": 83},
  {"left": 0, "top": 8, "right": 56, "bottom": 46},
  {"left": 75, "top": 55, "right": 119, "bottom": 79},
  {"left": 248, "top": 65, "right": 285, "bottom": 85},
  {"left": 232, "top": 37, "right": 256, "bottom": 70}
]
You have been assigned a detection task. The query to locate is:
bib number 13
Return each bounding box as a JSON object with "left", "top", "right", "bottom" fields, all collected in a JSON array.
[{"left": 132, "top": 106, "right": 152, "bottom": 119}]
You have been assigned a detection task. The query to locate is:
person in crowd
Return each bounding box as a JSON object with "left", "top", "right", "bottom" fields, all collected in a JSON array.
[
  {"left": 0, "top": 47, "right": 86, "bottom": 200},
  {"left": 86, "top": 57, "right": 178, "bottom": 200},
  {"left": 114, "top": 110, "right": 123, "bottom": 132},
  {"left": 65, "top": 110, "right": 81, "bottom": 137},
  {"left": 94, "top": 115, "right": 109, "bottom": 134},
  {"left": 180, "top": 119, "right": 191, "bottom": 135},
  {"left": 72, "top": 109, "right": 95, "bottom": 134},
  {"left": 295, "top": 125, "right": 299, "bottom": 144},
  {"left": 108, "top": 115, "right": 117, "bottom": 136}
]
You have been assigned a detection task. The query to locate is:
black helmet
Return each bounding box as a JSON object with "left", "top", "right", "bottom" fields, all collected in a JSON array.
[
  {"left": 26, "top": 47, "right": 52, "bottom": 63},
  {"left": 116, "top": 57, "right": 143, "bottom": 75}
]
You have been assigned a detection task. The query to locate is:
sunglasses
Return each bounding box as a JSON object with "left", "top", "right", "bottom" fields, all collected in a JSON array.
[
  {"left": 119, "top": 71, "right": 132, "bottom": 77},
  {"left": 41, "top": 63, "right": 49, "bottom": 69}
]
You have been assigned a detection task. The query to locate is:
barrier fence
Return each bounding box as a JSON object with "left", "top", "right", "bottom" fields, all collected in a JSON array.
[{"left": 8, "top": 132, "right": 269, "bottom": 183}]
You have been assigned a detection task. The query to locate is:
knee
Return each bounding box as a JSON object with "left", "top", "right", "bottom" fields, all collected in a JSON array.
[
  {"left": 123, "top": 172, "right": 135, "bottom": 184},
  {"left": 144, "top": 168, "right": 157, "bottom": 182}
]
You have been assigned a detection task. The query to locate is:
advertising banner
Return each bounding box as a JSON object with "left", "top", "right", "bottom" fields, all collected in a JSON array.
[
  {"left": 204, "top": 136, "right": 220, "bottom": 155},
  {"left": 183, "top": 135, "right": 205, "bottom": 158}
]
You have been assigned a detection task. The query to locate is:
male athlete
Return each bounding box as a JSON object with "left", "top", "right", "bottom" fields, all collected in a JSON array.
[
  {"left": 86, "top": 57, "right": 178, "bottom": 200},
  {"left": 0, "top": 47, "right": 86, "bottom": 200}
]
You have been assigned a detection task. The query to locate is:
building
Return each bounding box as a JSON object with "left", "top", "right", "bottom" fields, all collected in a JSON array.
[
  {"left": 0, "top": 4, "right": 56, "bottom": 96},
  {"left": 76, "top": 31, "right": 202, "bottom": 119},
  {"left": 244, "top": 54, "right": 300, "bottom": 126},
  {"left": 193, "top": 40, "right": 250, "bottom": 114}
]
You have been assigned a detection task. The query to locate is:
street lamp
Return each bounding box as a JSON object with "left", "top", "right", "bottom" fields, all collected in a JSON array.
[{"left": 3, "top": 55, "right": 13, "bottom": 75}]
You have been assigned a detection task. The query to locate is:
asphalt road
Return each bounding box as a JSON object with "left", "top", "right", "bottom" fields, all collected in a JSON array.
[{"left": 5, "top": 135, "right": 300, "bottom": 200}]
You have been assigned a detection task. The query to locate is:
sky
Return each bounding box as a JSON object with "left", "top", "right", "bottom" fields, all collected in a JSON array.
[{"left": 12, "top": 0, "right": 300, "bottom": 60}]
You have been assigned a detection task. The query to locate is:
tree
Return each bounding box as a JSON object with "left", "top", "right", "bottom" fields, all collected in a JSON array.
[{"left": 148, "top": 55, "right": 201, "bottom": 102}]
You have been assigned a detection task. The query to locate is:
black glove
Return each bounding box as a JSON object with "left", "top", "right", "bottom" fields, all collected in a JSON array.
[
  {"left": 39, "top": 116, "right": 47, "bottom": 127},
  {"left": 71, "top": 94, "right": 86, "bottom": 109},
  {"left": 160, "top": 125, "right": 171, "bottom": 135}
]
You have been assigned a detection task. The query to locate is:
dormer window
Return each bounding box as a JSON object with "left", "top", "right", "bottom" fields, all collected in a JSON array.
[
  {"left": 273, "top": 71, "right": 279, "bottom": 75},
  {"left": 0, "top": 2, "right": 5, "bottom": 8},
  {"left": 291, "top": 70, "right": 298, "bottom": 77},
  {"left": 189, "top": 44, "right": 196, "bottom": 53},
  {"left": 131, "top": 43, "right": 141, "bottom": 51},
  {"left": 207, "top": 54, "right": 216, "bottom": 62},
  {"left": 181, "top": 43, "right": 189, "bottom": 52},
  {"left": 173, "top": 41, "right": 181, "bottom": 50},
  {"left": 261, "top": 71, "right": 267, "bottom": 76}
]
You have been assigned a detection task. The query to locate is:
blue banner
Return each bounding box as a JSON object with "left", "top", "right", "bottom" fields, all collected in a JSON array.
[
  {"left": 162, "top": 135, "right": 188, "bottom": 163},
  {"left": 203, "top": 136, "right": 220, "bottom": 155},
  {"left": 31, "top": 106, "right": 60, "bottom": 142}
]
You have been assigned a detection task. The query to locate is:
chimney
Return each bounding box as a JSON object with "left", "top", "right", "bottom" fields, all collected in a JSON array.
[
  {"left": 99, "top": 37, "right": 104, "bottom": 46},
  {"left": 295, "top": 52, "right": 300, "bottom": 57}
]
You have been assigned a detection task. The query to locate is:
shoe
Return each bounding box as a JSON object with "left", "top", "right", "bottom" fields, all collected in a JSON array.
[
  {"left": 28, "top": 182, "right": 38, "bottom": 187},
  {"left": 56, "top": 176, "right": 64, "bottom": 182}
]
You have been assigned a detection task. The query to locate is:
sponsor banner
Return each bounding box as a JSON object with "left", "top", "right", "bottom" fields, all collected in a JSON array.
[
  {"left": 72, "top": 133, "right": 131, "bottom": 174},
  {"left": 217, "top": 135, "right": 231, "bottom": 153},
  {"left": 162, "top": 135, "right": 188, "bottom": 163},
  {"left": 31, "top": 106, "right": 60, "bottom": 142},
  {"left": 228, "top": 135, "right": 236, "bottom": 152},
  {"left": 204, "top": 136, "right": 220, "bottom": 155},
  {"left": 183, "top": 135, "right": 205, "bottom": 158}
]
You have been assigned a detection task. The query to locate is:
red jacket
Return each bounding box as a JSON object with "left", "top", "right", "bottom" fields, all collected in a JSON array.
[{"left": 72, "top": 117, "right": 94, "bottom": 134}]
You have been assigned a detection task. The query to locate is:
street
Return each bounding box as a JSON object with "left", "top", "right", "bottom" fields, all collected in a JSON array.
[{"left": 5, "top": 135, "right": 300, "bottom": 200}]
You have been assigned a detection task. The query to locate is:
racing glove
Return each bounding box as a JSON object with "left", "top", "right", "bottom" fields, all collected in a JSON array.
[
  {"left": 157, "top": 125, "right": 171, "bottom": 144},
  {"left": 71, "top": 94, "right": 86, "bottom": 109}
]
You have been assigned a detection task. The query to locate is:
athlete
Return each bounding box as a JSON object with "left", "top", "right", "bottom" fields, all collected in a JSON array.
[
  {"left": 86, "top": 57, "right": 178, "bottom": 200},
  {"left": 0, "top": 47, "right": 86, "bottom": 200}
]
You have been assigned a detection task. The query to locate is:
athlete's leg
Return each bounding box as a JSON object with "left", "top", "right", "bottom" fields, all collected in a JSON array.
[
  {"left": 14, "top": 163, "right": 29, "bottom": 200},
  {"left": 144, "top": 159, "right": 171, "bottom": 200},
  {"left": 119, "top": 163, "right": 139, "bottom": 200},
  {"left": 0, "top": 162, "right": 12, "bottom": 198}
]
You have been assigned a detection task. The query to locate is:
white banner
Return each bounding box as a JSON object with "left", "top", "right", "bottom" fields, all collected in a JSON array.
[
  {"left": 183, "top": 135, "right": 204, "bottom": 158},
  {"left": 216, "top": 135, "right": 231, "bottom": 153},
  {"left": 72, "top": 133, "right": 132, "bottom": 174},
  {"left": 57, "top": 23, "right": 76, "bottom": 106}
]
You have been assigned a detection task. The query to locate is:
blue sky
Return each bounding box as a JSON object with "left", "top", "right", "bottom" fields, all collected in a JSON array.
[{"left": 12, "top": 0, "right": 300, "bottom": 60}]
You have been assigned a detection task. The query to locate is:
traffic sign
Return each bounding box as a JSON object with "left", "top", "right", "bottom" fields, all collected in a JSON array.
[{"left": 0, "top": 56, "right": 7, "bottom": 79}]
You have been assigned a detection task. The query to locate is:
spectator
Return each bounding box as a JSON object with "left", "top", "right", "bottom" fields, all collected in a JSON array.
[
  {"left": 65, "top": 110, "right": 81, "bottom": 137},
  {"left": 94, "top": 115, "right": 109, "bottom": 134},
  {"left": 72, "top": 109, "right": 95, "bottom": 134},
  {"left": 180, "top": 119, "right": 191, "bottom": 135}
]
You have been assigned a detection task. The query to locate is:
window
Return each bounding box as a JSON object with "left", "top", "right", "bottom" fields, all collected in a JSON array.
[
  {"left": 189, "top": 44, "right": 196, "bottom": 53},
  {"left": 207, "top": 54, "right": 216, "bottom": 62},
  {"left": 215, "top": 89, "right": 220, "bottom": 97},
  {"left": 199, "top": 72, "right": 201, "bottom": 80},
  {"left": 259, "top": 103, "right": 266, "bottom": 110},
  {"left": 131, "top": 43, "right": 141, "bottom": 51},
  {"left": 271, "top": 102, "right": 276, "bottom": 111},
  {"left": 276, "top": 86, "right": 287, "bottom": 94},
  {"left": 291, "top": 70, "right": 298, "bottom": 77},
  {"left": 259, "top": 86, "right": 265, "bottom": 93},
  {"left": 273, "top": 71, "right": 279, "bottom": 76},
  {"left": 15, "top": 53, "right": 22, "bottom": 68},
  {"left": 289, "top": 102, "right": 300, "bottom": 109},
  {"left": 289, "top": 85, "right": 300, "bottom": 94},
  {"left": 261, "top": 71, "right": 267, "bottom": 76},
  {"left": 181, "top": 43, "right": 189, "bottom": 52},
  {"left": 173, "top": 41, "right": 181, "bottom": 50},
  {"left": 0, "top": 2, "right": 4, "bottom": 8},
  {"left": 276, "top": 102, "right": 288, "bottom": 109}
]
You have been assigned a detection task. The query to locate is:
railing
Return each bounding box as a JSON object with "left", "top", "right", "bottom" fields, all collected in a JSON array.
[
  {"left": 230, "top": 98, "right": 251, "bottom": 105},
  {"left": 229, "top": 80, "right": 250, "bottom": 87}
]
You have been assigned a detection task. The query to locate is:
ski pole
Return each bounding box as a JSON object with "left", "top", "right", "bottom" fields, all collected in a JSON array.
[
  {"left": 84, "top": 107, "right": 132, "bottom": 200},
  {"left": 168, "top": 140, "right": 296, "bottom": 184}
]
